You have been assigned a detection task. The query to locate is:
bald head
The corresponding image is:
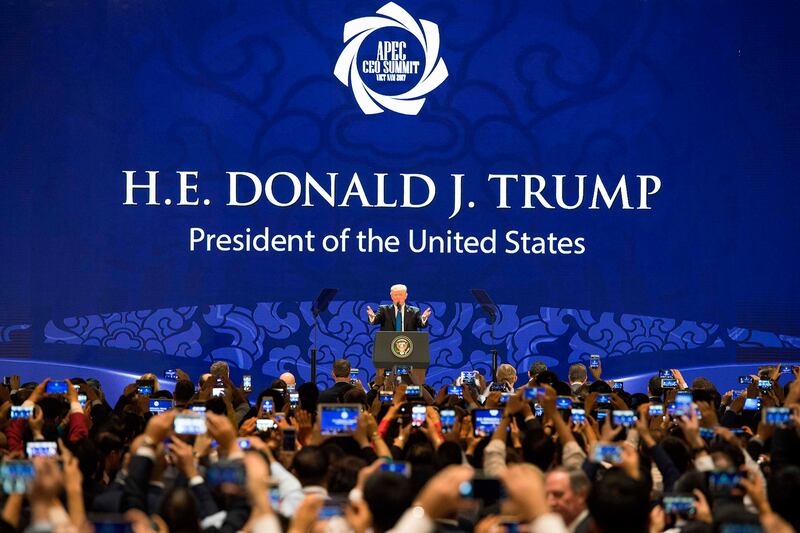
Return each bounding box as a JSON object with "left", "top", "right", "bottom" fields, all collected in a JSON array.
[{"left": 279, "top": 372, "right": 296, "bottom": 386}]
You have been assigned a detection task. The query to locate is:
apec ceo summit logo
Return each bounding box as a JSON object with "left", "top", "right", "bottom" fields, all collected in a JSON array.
[{"left": 334, "top": 2, "right": 448, "bottom": 115}]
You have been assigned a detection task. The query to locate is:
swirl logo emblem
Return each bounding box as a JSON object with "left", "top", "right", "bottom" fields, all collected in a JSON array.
[{"left": 334, "top": 2, "right": 448, "bottom": 115}]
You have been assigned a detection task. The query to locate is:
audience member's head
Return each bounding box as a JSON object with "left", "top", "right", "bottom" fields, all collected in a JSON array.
[
  {"left": 648, "top": 375, "right": 664, "bottom": 399},
  {"left": 546, "top": 467, "right": 590, "bottom": 527},
  {"left": 332, "top": 359, "right": 351, "bottom": 381},
  {"left": 291, "top": 446, "right": 329, "bottom": 487},
  {"left": 496, "top": 363, "right": 518, "bottom": 388},
  {"left": 279, "top": 371, "right": 297, "bottom": 387},
  {"left": 588, "top": 470, "right": 650, "bottom": 533},
  {"left": 210, "top": 361, "right": 230, "bottom": 379},
  {"left": 568, "top": 363, "right": 588, "bottom": 391},
  {"left": 173, "top": 379, "right": 195, "bottom": 406},
  {"left": 528, "top": 360, "right": 548, "bottom": 380},
  {"left": 364, "top": 472, "right": 415, "bottom": 533}
]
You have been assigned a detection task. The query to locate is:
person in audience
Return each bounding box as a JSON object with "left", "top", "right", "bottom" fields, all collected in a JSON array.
[
  {"left": 279, "top": 372, "right": 296, "bottom": 388},
  {"left": 209, "top": 361, "right": 230, "bottom": 379},
  {"left": 527, "top": 360, "right": 549, "bottom": 385},
  {"left": 568, "top": 363, "right": 588, "bottom": 394},
  {"left": 480, "top": 363, "right": 518, "bottom": 401},
  {"left": 318, "top": 359, "right": 355, "bottom": 403},
  {"left": 0, "top": 362, "right": 797, "bottom": 533},
  {"left": 546, "top": 467, "right": 591, "bottom": 533}
]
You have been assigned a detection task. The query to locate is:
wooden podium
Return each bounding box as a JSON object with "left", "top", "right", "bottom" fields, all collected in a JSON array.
[{"left": 373, "top": 331, "right": 430, "bottom": 385}]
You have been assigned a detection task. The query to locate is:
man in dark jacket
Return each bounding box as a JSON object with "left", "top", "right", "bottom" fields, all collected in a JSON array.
[{"left": 318, "top": 359, "right": 355, "bottom": 403}]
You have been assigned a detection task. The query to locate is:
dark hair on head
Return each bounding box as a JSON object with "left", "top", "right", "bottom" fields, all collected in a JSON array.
[
  {"left": 37, "top": 396, "right": 68, "bottom": 421},
  {"left": 120, "top": 411, "right": 146, "bottom": 443},
  {"left": 713, "top": 502, "right": 762, "bottom": 530},
  {"left": 332, "top": 359, "right": 351, "bottom": 378},
  {"left": 205, "top": 397, "right": 227, "bottom": 415},
  {"left": 692, "top": 389, "right": 722, "bottom": 410},
  {"left": 327, "top": 455, "right": 367, "bottom": 494},
  {"left": 768, "top": 466, "right": 800, "bottom": 531},
  {"left": 151, "top": 389, "right": 173, "bottom": 400},
  {"left": 343, "top": 387, "right": 367, "bottom": 406},
  {"left": 406, "top": 441, "right": 435, "bottom": 466},
  {"left": 691, "top": 377, "right": 717, "bottom": 391},
  {"left": 521, "top": 429, "right": 556, "bottom": 471},
  {"left": 271, "top": 388, "right": 287, "bottom": 413},
  {"left": 174, "top": 380, "right": 195, "bottom": 404},
  {"left": 674, "top": 470, "right": 711, "bottom": 504},
  {"left": 70, "top": 378, "right": 87, "bottom": 385},
  {"left": 298, "top": 382, "right": 319, "bottom": 413},
  {"left": 270, "top": 379, "right": 287, "bottom": 393},
  {"left": 660, "top": 435, "right": 693, "bottom": 473},
  {"left": 616, "top": 391, "right": 632, "bottom": 408},
  {"left": 158, "top": 486, "right": 201, "bottom": 533},
  {"left": 64, "top": 438, "right": 100, "bottom": 489},
  {"left": 589, "top": 380, "right": 612, "bottom": 394},
  {"left": 291, "top": 446, "right": 329, "bottom": 486},
  {"left": 319, "top": 441, "right": 346, "bottom": 464},
  {"left": 629, "top": 393, "right": 650, "bottom": 411},
  {"left": 708, "top": 439, "right": 745, "bottom": 469},
  {"left": 255, "top": 388, "right": 273, "bottom": 406},
  {"left": 691, "top": 388, "right": 714, "bottom": 404},
  {"left": 89, "top": 403, "right": 113, "bottom": 429},
  {"left": 96, "top": 431, "right": 125, "bottom": 455},
  {"left": 535, "top": 370, "right": 558, "bottom": 386},
  {"left": 588, "top": 470, "right": 650, "bottom": 533},
  {"left": 529, "top": 361, "right": 548, "bottom": 376},
  {"left": 648, "top": 375, "right": 663, "bottom": 399},
  {"left": 434, "top": 441, "right": 463, "bottom": 470},
  {"left": 364, "top": 472, "right": 414, "bottom": 533},
  {"left": 552, "top": 380, "right": 572, "bottom": 397},
  {"left": 322, "top": 437, "right": 364, "bottom": 460}
]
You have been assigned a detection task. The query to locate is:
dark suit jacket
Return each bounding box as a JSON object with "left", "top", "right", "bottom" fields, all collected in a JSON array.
[
  {"left": 318, "top": 381, "right": 355, "bottom": 403},
  {"left": 573, "top": 512, "right": 591, "bottom": 533},
  {"left": 371, "top": 304, "right": 428, "bottom": 332}
]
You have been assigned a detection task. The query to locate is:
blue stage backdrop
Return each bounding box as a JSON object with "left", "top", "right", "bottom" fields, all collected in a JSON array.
[{"left": 2, "top": 1, "right": 799, "bottom": 396}]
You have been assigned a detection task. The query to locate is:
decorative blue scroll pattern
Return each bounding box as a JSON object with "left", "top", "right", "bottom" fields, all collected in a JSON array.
[
  {"left": 1, "top": 324, "right": 31, "bottom": 343},
  {"left": 41, "top": 302, "right": 800, "bottom": 389}
]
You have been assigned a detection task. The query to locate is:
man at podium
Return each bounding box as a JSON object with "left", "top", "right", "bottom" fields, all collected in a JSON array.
[
  {"left": 366, "top": 284, "right": 431, "bottom": 331},
  {"left": 367, "top": 284, "right": 432, "bottom": 385}
]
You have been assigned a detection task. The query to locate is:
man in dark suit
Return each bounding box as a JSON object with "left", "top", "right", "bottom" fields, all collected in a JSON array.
[
  {"left": 366, "top": 284, "right": 431, "bottom": 385},
  {"left": 318, "top": 359, "right": 355, "bottom": 403},
  {"left": 366, "top": 283, "right": 431, "bottom": 331}
]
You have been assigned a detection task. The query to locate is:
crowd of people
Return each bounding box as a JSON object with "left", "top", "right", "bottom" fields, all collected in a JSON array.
[{"left": 0, "top": 358, "right": 799, "bottom": 533}]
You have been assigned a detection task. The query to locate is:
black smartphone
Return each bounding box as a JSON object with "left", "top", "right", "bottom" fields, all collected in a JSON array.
[
  {"left": 282, "top": 428, "right": 297, "bottom": 451},
  {"left": 459, "top": 476, "right": 504, "bottom": 504}
]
